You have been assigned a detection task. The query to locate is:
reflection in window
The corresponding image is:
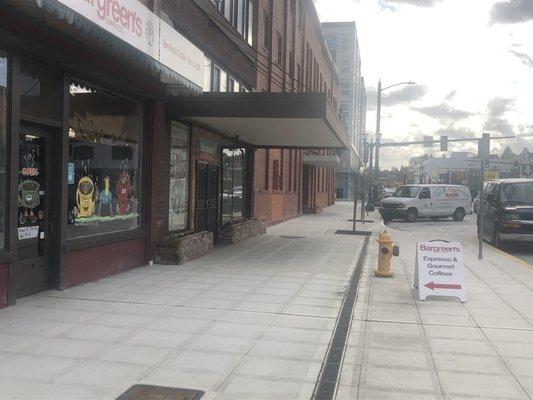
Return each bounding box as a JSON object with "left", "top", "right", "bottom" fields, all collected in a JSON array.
[
  {"left": 0, "top": 51, "right": 6, "bottom": 249},
  {"left": 222, "top": 148, "right": 245, "bottom": 222},
  {"left": 168, "top": 122, "right": 190, "bottom": 231},
  {"left": 19, "top": 59, "right": 61, "bottom": 123},
  {"left": 67, "top": 81, "right": 142, "bottom": 239}
]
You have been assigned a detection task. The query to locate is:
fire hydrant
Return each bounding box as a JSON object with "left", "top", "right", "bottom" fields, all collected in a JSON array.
[{"left": 374, "top": 230, "right": 400, "bottom": 278}]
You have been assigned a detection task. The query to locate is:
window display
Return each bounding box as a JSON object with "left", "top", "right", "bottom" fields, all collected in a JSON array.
[
  {"left": 168, "top": 122, "right": 190, "bottom": 231},
  {"left": 222, "top": 148, "right": 245, "bottom": 222},
  {"left": 0, "top": 51, "right": 7, "bottom": 249},
  {"left": 67, "top": 81, "right": 142, "bottom": 239}
]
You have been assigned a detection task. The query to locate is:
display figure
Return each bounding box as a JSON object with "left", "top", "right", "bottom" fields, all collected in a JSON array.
[
  {"left": 116, "top": 170, "right": 133, "bottom": 215},
  {"left": 76, "top": 176, "right": 96, "bottom": 218},
  {"left": 18, "top": 180, "right": 40, "bottom": 224},
  {"left": 98, "top": 176, "right": 113, "bottom": 217}
]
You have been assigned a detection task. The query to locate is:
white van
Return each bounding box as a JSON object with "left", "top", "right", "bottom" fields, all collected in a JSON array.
[{"left": 379, "top": 184, "right": 472, "bottom": 222}]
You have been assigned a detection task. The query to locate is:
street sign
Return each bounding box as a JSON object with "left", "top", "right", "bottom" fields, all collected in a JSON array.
[
  {"left": 414, "top": 240, "right": 466, "bottom": 302},
  {"left": 423, "top": 136, "right": 433, "bottom": 148},
  {"left": 485, "top": 170, "right": 499, "bottom": 180}
]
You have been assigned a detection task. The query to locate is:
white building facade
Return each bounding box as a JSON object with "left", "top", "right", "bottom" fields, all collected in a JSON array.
[{"left": 322, "top": 22, "right": 366, "bottom": 200}]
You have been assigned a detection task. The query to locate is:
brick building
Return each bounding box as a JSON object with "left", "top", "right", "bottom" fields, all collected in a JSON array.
[
  {"left": 0, "top": 0, "right": 347, "bottom": 308},
  {"left": 252, "top": 0, "right": 340, "bottom": 222}
]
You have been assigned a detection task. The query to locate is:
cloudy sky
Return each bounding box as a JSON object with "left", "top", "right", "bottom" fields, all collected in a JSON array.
[{"left": 315, "top": 0, "right": 533, "bottom": 168}]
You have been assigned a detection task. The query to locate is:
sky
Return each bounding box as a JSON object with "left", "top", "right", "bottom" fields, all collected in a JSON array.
[{"left": 315, "top": 0, "right": 533, "bottom": 168}]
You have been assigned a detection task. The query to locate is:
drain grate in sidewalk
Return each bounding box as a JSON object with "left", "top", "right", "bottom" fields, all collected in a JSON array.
[
  {"left": 312, "top": 235, "right": 370, "bottom": 400},
  {"left": 279, "top": 235, "right": 306, "bottom": 239},
  {"left": 335, "top": 229, "right": 372, "bottom": 236},
  {"left": 116, "top": 385, "right": 204, "bottom": 400}
]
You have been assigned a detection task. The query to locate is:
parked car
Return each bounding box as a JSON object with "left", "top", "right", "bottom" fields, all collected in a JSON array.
[
  {"left": 379, "top": 184, "right": 472, "bottom": 223},
  {"left": 478, "top": 179, "right": 533, "bottom": 246},
  {"left": 472, "top": 194, "right": 480, "bottom": 213},
  {"left": 383, "top": 187, "right": 395, "bottom": 198}
]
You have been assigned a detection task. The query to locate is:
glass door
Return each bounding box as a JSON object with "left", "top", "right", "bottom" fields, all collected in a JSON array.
[{"left": 15, "top": 125, "right": 53, "bottom": 297}]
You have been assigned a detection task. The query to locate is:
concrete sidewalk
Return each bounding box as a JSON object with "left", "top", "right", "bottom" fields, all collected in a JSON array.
[
  {"left": 338, "top": 212, "right": 533, "bottom": 400},
  {"left": 0, "top": 203, "right": 365, "bottom": 400}
]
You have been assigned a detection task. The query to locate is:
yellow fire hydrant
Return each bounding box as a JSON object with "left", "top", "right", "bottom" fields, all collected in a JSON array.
[{"left": 374, "top": 230, "right": 400, "bottom": 278}]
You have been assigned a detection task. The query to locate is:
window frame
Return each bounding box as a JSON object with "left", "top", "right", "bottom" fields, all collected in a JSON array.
[
  {"left": 221, "top": 147, "right": 246, "bottom": 223},
  {"left": 0, "top": 49, "right": 9, "bottom": 255},
  {"left": 65, "top": 77, "right": 145, "bottom": 242}
]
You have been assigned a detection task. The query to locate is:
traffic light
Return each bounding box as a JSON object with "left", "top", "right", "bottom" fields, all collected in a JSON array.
[
  {"left": 478, "top": 133, "right": 490, "bottom": 161},
  {"left": 440, "top": 135, "right": 448, "bottom": 152},
  {"left": 512, "top": 161, "right": 520, "bottom": 177}
]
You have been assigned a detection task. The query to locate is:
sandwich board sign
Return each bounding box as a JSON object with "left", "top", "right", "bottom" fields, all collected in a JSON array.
[{"left": 415, "top": 240, "right": 466, "bottom": 302}]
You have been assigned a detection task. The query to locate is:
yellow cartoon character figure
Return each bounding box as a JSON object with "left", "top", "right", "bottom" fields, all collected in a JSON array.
[{"left": 76, "top": 176, "right": 95, "bottom": 218}]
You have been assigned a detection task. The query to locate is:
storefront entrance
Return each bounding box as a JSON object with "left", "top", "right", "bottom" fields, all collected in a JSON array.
[
  {"left": 14, "top": 124, "right": 60, "bottom": 298},
  {"left": 195, "top": 162, "right": 219, "bottom": 235}
]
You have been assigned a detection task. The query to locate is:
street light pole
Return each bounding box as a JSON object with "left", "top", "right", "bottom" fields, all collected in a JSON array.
[
  {"left": 374, "top": 79, "right": 382, "bottom": 181},
  {"left": 373, "top": 80, "right": 415, "bottom": 181}
]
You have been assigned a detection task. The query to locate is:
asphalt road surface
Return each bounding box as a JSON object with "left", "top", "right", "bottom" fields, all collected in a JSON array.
[{"left": 384, "top": 213, "right": 533, "bottom": 267}]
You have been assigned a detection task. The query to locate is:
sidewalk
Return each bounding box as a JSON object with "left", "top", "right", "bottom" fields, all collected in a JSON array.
[
  {"left": 0, "top": 203, "right": 365, "bottom": 400},
  {"left": 337, "top": 212, "right": 533, "bottom": 400}
]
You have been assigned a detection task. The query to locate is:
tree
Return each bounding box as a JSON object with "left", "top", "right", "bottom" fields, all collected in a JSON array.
[{"left": 501, "top": 146, "right": 516, "bottom": 159}]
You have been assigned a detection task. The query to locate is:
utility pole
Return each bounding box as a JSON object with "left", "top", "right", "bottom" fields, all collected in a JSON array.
[
  {"left": 478, "top": 133, "right": 490, "bottom": 260},
  {"left": 352, "top": 172, "right": 357, "bottom": 232}
]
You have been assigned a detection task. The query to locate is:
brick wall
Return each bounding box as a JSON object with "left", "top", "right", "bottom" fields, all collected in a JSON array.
[
  {"left": 162, "top": 0, "right": 256, "bottom": 88},
  {"left": 156, "top": 231, "right": 213, "bottom": 265},
  {"left": 66, "top": 239, "right": 146, "bottom": 288},
  {"left": 253, "top": 0, "right": 339, "bottom": 223}
]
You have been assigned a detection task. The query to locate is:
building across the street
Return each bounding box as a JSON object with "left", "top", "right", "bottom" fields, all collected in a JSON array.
[
  {"left": 0, "top": 0, "right": 348, "bottom": 308},
  {"left": 322, "top": 21, "right": 366, "bottom": 200},
  {"left": 408, "top": 151, "right": 532, "bottom": 190}
]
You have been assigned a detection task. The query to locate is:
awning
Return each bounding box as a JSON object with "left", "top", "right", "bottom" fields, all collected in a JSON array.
[
  {"left": 20, "top": 0, "right": 202, "bottom": 94},
  {"left": 303, "top": 154, "right": 341, "bottom": 167},
  {"left": 167, "top": 92, "right": 349, "bottom": 149}
]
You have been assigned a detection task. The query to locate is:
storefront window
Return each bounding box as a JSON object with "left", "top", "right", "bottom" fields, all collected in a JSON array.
[
  {"left": 66, "top": 81, "right": 142, "bottom": 239},
  {"left": 222, "top": 148, "right": 245, "bottom": 222},
  {"left": 0, "top": 51, "right": 7, "bottom": 249},
  {"left": 19, "top": 59, "right": 62, "bottom": 123},
  {"left": 168, "top": 122, "right": 190, "bottom": 231}
]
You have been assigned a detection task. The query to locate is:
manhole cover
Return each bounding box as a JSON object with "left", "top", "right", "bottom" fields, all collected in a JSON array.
[
  {"left": 116, "top": 385, "right": 204, "bottom": 400},
  {"left": 279, "top": 235, "right": 306, "bottom": 239}
]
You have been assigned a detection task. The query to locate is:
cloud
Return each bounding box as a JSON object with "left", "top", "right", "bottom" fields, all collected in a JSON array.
[
  {"left": 509, "top": 49, "right": 533, "bottom": 68},
  {"left": 490, "top": 0, "right": 533, "bottom": 24},
  {"left": 445, "top": 90, "right": 457, "bottom": 101},
  {"left": 483, "top": 97, "right": 516, "bottom": 136},
  {"left": 382, "top": 85, "right": 427, "bottom": 106},
  {"left": 412, "top": 103, "right": 474, "bottom": 122},
  {"left": 486, "top": 97, "right": 514, "bottom": 117},
  {"left": 435, "top": 126, "right": 477, "bottom": 140},
  {"left": 382, "top": 0, "right": 442, "bottom": 7}
]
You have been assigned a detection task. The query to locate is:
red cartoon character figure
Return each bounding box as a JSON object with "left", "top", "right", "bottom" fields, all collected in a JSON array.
[{"left": 116, "top": 169, "right": 133, "bottom": 215}]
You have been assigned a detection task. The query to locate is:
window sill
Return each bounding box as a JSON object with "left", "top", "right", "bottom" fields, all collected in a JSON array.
[{"left": 63, "top": 229, "right": 147, "bottom": 253}]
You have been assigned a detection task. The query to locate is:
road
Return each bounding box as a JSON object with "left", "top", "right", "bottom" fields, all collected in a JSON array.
[{"left": 385, "top": 214, "right": 533, "bottom": 266}]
